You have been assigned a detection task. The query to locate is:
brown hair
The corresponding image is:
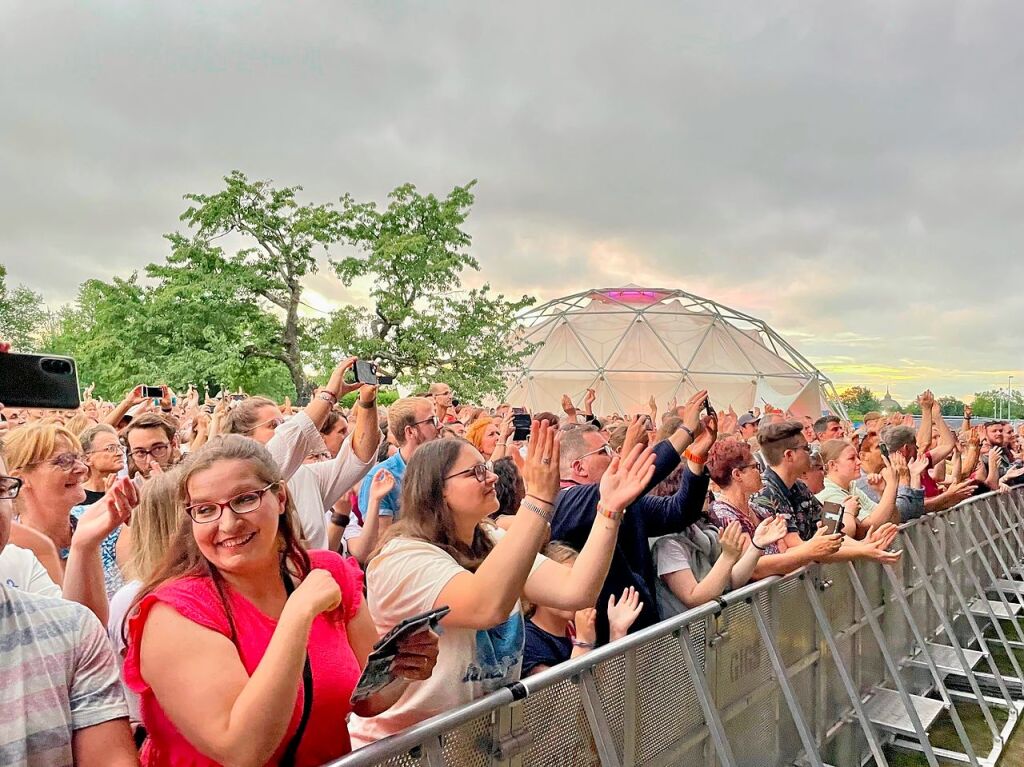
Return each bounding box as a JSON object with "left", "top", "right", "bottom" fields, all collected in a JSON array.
[
  {"left": 371, "top": 439, "right": 495, "bottom": 571},
  {"left": 319, "top": 408, "right": 343, "bottom": 435},
  {"left": 65, "top": 412, "right": 98, "bottom": 437},
  {"left": 222, "top": 397, "right": 277, "bottom": 435},
  {"left": 818, "top": 439, "right": 854, "bottom": 472},
  {"left": 124, "top": 471, "right": 181, "bottom": 582},
  {"left": 124, "top": 413, "right": 177, "bottom": 443},
  {"left": 707, "top": 439, "right": 754, "bottom": 488},
  {"left": 388, "top": 397, "right": 432, "bottom": 447},
  {"left": 125, "top": 435, "right": 310, "bottom": 643},
  {"left": 757, "top": 420, "right": 805, "bottom": 466}
]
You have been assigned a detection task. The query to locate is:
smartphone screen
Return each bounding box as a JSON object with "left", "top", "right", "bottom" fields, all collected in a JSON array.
[
  {"left": 512, "top": 413, "right": 532, "bottom": 441},
  {"left": 142, "top": 385, "right": 163, "bottom": 399},
  {"left": 820, "top": 501, "right": 843, "bottom": 535}
]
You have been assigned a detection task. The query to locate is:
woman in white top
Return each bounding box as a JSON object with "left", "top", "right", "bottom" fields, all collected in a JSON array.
[
  {"left": 349, "top": 421, "right": 657, "bottom": 746},
  {"left": 222, "top": 358, "right": 380, "bottom": 549}
]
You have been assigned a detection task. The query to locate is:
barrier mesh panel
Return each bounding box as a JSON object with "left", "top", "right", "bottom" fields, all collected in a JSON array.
[
  {"left": 592, "top": 652, "right": 626, "bottom": 763},
  {"left": 438, "top": 714, "right": 494, "bottom": 767},
  {"left": 632, "top": 627, "right": 705, "bottom": 765},
  {"left": 522, "top": 677, "right": 598, "bottom": 767}
]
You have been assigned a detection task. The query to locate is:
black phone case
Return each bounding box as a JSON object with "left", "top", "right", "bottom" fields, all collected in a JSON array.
[{"left": 0, "top": 353, "right": 80, "bottom": 409}]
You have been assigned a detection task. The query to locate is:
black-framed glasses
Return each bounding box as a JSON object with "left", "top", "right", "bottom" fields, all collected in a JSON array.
[
  {"left": 185, "top": 482, "right": 280, "bottom": 524},
  {"left": 27, "top": 452, "right": 88, "bottom": 472},
  {"left": 130, "top": 443, "right": 171, "bottom": 461},
  {"left": 0, "top": 475, "right": 23, "bottom": 500},
  {"left": 579, "top": 443, "right": 615, "bottom": 461},
  {"left": 87, "top": 444, "right": 126, "bottom": 456},
  {"left": 445, "top": 461, "right": 494, "bottom": 483},
  {"left": 412, "top": 415, "right": 440, "bottom": 430}
]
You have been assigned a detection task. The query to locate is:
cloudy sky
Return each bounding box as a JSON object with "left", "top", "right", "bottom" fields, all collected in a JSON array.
[{"left": 2, "top": 2, "right": 1021, "bottom": 403}]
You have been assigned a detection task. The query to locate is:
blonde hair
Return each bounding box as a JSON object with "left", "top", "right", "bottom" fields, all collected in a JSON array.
[
  {"left": 65, "top": 412, "right": 98, "bottom": 437},
  {"left": 387, "top": 397, "right": 432, "bottom": 447},
  {"left": 125, "top": 471, "right": 182, "bottom": 582},
  {"left": 222, "top": 397, "right": 277, "bottom": 435},
  {"left": 4, "top": 422, "right": 81, "bottom": 475}
]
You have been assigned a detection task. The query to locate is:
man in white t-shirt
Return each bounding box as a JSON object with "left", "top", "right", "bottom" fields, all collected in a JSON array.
[
  {"left": 0, "top": 543, "right": 60, "bottom": 596},
  {"left": 0, "top": 451, "right": 136, "bottom": 767}
]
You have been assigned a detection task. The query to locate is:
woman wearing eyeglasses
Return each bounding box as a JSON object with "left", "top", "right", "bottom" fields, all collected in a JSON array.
[
  {"left": 80, "top": 423, "right": 127, "bottom": 504},
  {"left": 3, "top": 421, "right": 137, "bottom": 623},
  {"left": 348, "top": 422, "right": 656, "bottom": 746},
  {"left": 123, "top": 435, "right": 439, "bottom": 767}
]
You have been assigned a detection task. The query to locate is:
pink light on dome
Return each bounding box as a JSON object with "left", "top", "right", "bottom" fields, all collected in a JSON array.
[{"left": 602, "top": 289, "right": 666, "bottom": 304}]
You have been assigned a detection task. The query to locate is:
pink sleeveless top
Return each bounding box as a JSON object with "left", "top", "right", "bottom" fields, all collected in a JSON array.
[{"left": 124, "top": 550, "right": 364, "bottom": 767}]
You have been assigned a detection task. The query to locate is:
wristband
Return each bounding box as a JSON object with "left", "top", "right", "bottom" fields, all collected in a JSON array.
[
  {"left": 683, "top": 448, "right": 707, "bottom": 466},
  {"left": 522, "top": 499, "right": 553, "bottom": 525},
  {"left": 751, "top": 540, "right": 767, "bottom": 552},
  {"left": 597, "top": 502, "right": 624, "bottom": 522},
  {"left": 679, "top": 425, "right": 695, "bottom": 441},
  {"left": 330, "top": 513, "right": 350, "bottom": 527},
  {"left": 316, "top": 388, "right": 339, "bottom": 405},
  {"left": 571, "top": 640, "right": 595, "bottom": 649},
  {"left": 526, "top": 494, "right": 554, "bottom": 507},
  {"left": 357, "top": 397, "right": 376, "bottom": 409}
]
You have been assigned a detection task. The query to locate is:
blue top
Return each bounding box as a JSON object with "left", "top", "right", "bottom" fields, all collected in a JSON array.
[
  {"left": 523, "top": 620, "right": 573, "bottom": 675},
  {"left": 357, "top": 449, "right": 407, "bottom": 520},
  {"left": 550, "top": 439, "right": 709, "bottom": 645},
  {"left": 70, "top": 505, "right": 125, "bottom": 599}
]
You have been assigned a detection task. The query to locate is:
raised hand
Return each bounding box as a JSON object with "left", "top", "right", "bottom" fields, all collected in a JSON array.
[
  {"left": 719, "top": 521, "right": 746, "bottom": 562},
  {"left": 888, "top": 452, "right": 909, "bottom": 482},
  {"left": 583, "top": 387, "right": 597, "bottom": 413},
  {"left": 561, "top": 394, "right": 577, "bottom": 418},
  {"left": 521, "top": 420, "right": 561, "bottom": 505},
  {"left": 908, "top": 453, "right": 930, "bottom": 477},
  {"left": 607, "top": 587, "right": 643, "bottom": 640},
  {"left": 689, "top": 414, "right": 718, "bottom": 460},
  {"left": 370, "top": 469, "right": 396, "bottom": 502},
  {"left": 598, "top": 443, "right": 657, "bottom": 513},
  {"left": 752, "top": 515, "right": 788, "bottom": 549},
  {"left": 680, "top": 390, "right": 708, "bottom": 436},
  {"left": 989, "top": 446, "right": 1004, "bottom": 469},
  {"left": 918, "top": 390, "right": 935, "bottom": 411},
  {"left": 75, "top": 476, "right": 139, "bottom": 547},
  {"left": 573, "top": 607, "right": 598, "bottom": 646}
]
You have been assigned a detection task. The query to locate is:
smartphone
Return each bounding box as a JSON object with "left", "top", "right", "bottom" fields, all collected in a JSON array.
[
  {"left": 821, "top": 501, "right": 843, "bottom": 535},
  {"left": 703, "top": 396, "right": 716, "bottom": 419},
  {"left": 0, "top": 353, "right": 80, "bottom": 409},
  {"left": 229, "top": 393, "right": 247, "bottom": 402},
  {"left": 879, "top": 442, "right": 890, "bottom": 460},
  {"left": 512, "top": 406, "right": 526, "bottom": 415},
  {"left": 141, "top": 385, "right": 163, "bottom": 399},
  {"left": 350, "top": 606, "right": 450, "bottom": 703},
  {"left": 512, "top": 412, "right": 532, "bottom": 441},
  {"left": 353, "top": 360, "right": 394, "bottom": 386}
]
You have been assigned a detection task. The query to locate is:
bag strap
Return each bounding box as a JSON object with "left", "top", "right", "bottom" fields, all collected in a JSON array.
[{"left": 279, "top": 560, "right": 315, "bottom": 767}]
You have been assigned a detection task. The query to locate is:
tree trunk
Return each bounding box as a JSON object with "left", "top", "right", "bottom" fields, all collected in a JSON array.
[{"left": 283, "top": 283, "right": 309, "bottom": 400}]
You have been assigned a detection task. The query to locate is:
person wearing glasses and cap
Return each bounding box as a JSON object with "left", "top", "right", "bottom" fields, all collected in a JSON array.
[{"left": 357, "top": 397, "right": 441, "bottom": 537}]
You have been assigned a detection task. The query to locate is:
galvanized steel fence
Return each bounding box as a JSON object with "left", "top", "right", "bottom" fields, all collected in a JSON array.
[{"left": 327, "top": 489, "right": 1024, "bottom": 767}]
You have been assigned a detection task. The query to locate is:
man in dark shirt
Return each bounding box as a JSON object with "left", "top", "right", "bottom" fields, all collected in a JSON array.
[{"left": 550, "top": 390, "right": 713, "bottom": 644}]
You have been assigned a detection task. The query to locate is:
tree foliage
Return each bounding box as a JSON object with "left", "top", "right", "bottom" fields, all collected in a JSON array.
[
  {"left": 838, "top": 386, "right": 880, "bottom": 415},
  {"left": 937, "top": 396, "right": 967, "bottom": 417},
  {"left": 328, "top": 181, "right": 534, "bottom": 400},
  {"left": 0, "top": 265, "right": 47, "bottom": 351},
  {"left": 969, "top": 389, "right": 1024, "bottom": 419}
]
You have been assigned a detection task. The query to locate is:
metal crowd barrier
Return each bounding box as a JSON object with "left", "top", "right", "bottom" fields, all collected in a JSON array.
[{"left": 327, "top": 489, "right": 1024, "bottom": 767}]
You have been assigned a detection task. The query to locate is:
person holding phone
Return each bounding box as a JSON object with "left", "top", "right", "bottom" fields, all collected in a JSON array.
[
  {"left": 123, "top": 436, "right": 439, "bottom": 767},
  {"left": 349, "top": 422, "right": 656, "bottom": 746}
]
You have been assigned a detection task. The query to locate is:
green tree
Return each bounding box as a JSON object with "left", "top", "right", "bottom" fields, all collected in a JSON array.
[
  {"left": 172, "top": 171, "right": 345, "bottom": 397},
  {"left": 970, "top": 389, "right": 1024, "bottom": 419},
  {"left": 329, "top": 181, "right": 534, "bottom": 400},
  {"left": 937, "top": 396, "right": 967, "bottom": 417},
  {"left": 838, "top": 386, "right": 880, "bottom": 415},
  {"left": 0, "top": 264, "right": 47, "bottom": 351}
]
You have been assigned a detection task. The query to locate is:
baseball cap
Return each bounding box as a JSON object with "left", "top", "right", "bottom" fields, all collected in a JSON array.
[
  {"left": 863, "top": 411, "right": 883, "bottom": 422},
  {"left": 738, "top": 413, "right": 760, "bottom": 428}
]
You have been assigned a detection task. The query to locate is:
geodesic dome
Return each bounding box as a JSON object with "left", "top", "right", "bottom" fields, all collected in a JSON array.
[{"left": 503, "top": 287, "right": 843, "bottom": 418}]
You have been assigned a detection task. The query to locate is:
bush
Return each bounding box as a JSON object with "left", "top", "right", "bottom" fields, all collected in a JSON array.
[{"left": 340, "top": 389, "right": 400, "bottom": 408}]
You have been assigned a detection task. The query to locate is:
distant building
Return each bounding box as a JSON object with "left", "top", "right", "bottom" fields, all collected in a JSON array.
[{"left": 879, "top": 387, "right": 901, "bottom": 413}]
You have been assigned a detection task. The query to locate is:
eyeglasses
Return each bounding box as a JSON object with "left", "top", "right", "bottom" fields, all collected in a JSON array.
[
  {"left": 27, "top": 452, "right": 88, "bottom": 472},
  {"left": 739, "top": 462, "right": 760, "bottom": 471},
  {"left": 445, "top": 461, "right": 494, "bottom": 483},
  {"left": 249, "top": 416, "right": 284, "bottom": 433},
  {"left": 185, "top": 482, "right": 280, "bottom": 523},
  {"left": 130, "top": 443, "right": 171, "bottom": 461},
  {"left": 412, "top": 415, "right": 440, "bottom": 430},
  {"left": 0, "top": 476, "right": 23, "bottom": 499},
  {"left": 87, "top": 444, "right": 126, "bottom": 456},
  {"left": 791, "top": 444, "right": 813, "bottom": 453},
  {"left": 578, "top": 443, "right": 616, "bottom": 461}
]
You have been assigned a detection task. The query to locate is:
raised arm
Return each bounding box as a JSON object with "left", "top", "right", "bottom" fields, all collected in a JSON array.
[
  {"left": 916, "top": 390, "right": 935, "bottom": 454},
  {"left": 104, "top": 386, "right": 146, "bottom": 428},
  {"left": 928, "top": 401, "right": 957, "bottom": 464}
]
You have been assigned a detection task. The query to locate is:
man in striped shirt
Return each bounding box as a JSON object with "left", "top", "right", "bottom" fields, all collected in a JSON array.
[{"left": 0, "top": 451, "right": 136, "bottom": 767}]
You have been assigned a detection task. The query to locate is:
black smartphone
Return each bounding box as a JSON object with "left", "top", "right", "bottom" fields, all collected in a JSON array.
[
  {"left": 703, "top": 396, "right": 716, "bottom": 419},
  {"left": 512, "top": 413, "right": 532, "bottom": 441},
  {"left": 879, "top": 442, "right": 890, "bottom": 460},
  {"left": 512, "top": 406, "right": 526, "bottom": 415},
  {"left": 0, "top": 353, "right": 80, "bottom": 409},
  {"left": 350, "top": 606, "right": 450, "bottom": 703},
  {"left": 821, "top": 501, "right": 843, "bottom": 535},
  {"left": 353, "top": 360, "right": 394, "bottom": 386},
  {"left": 141, "top": 385, "right": 163, "bottom": 399}
]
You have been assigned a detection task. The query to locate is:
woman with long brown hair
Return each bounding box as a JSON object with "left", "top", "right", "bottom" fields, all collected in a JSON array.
[
  {"left": 122, "top": 435, "right": 438, "bottom": 766},
  {"left": 349, "top": 421, "right": 656, "bottom": 746}
]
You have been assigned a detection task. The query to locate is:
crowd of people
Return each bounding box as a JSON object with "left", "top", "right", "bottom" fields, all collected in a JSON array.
[{"left": 3, "top": 355, "right": 1023, "bottom": 766}]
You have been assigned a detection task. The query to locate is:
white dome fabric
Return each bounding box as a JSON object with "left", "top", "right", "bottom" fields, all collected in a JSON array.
[{"left": 503, "top": 287, "right": 843, "bottom": 418}]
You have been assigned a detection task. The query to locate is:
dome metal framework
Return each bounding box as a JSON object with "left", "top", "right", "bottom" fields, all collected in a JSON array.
[{"left": 503, "top": 286, "right": 844, "bottom": 418}]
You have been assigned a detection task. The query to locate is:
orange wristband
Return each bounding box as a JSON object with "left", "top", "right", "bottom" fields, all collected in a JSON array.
[{"left": 684, "top": 448, "right": 707, "bottom": 465}]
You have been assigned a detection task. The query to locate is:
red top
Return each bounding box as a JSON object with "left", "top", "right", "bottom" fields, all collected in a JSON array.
[
  {"left": 124, "top": 550, "right": 364, "bottom": 767},
  {"left": 921, "top": 450, "right": 941, "bottom": 498}
]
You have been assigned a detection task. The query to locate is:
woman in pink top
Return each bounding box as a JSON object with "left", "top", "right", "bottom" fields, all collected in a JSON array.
[{"left": 123, "top": 435, "right": 438, "bottom": 767}]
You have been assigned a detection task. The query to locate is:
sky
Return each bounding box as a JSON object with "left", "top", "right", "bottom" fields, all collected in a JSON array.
[{"left": 1, "top": 2, "right": 1022, "bottom": 404}]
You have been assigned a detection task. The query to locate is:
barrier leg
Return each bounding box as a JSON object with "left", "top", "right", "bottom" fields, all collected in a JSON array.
[
  {"left": 991, "top": 496, "right": 1024, "bottom": 566},
  {"left": 677, "top": 625, "right": 738, "bottom": 767},
  {"left": 801, "top": 574, "right": 890, "bottom": 767},
  {"left": 578, "top": 668, "right": 623, "bottom": 767},
  {"left": 955, "top": 514, "right": 1024, "bottom": 654},
  {"left": 845, "top": 561, "right": 960, "bottom": 766},
  {"left": 749, "top": 596, "right": 825, "bottom": 767},
  {"left": 902, "top": 532, "right": 1016, "bottom": 710}
]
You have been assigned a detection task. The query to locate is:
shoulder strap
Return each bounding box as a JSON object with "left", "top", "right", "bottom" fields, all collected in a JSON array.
[{"left": 279, "top": 560, "right": 315, "bottom": 767}]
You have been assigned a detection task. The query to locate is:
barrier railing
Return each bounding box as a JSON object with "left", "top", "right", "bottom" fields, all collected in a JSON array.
[{"left": 327, "top": 489, "right": 1024, "bottom": 767}]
